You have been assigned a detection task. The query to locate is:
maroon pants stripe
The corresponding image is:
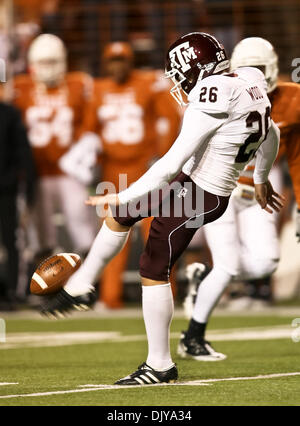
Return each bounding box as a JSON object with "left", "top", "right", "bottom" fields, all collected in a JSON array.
[{"left": 114, "top": 172, "right": 229, "bottom": 281}]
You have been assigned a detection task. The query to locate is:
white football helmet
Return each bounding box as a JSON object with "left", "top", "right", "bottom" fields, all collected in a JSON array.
[
  {"left": 28, "top": 34, "right": 67, "bottom": 87},
  {"left": 230, "top": 37, "right": 278, "bottom": 93}
]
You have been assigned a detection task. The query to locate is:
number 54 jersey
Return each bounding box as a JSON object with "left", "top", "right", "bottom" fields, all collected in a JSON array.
[
  {"left": 13, "top": 72, "right": 93, "bottom": 177},
  {"left": 183, "top": 66, "right": 272, "bottom": 197}
]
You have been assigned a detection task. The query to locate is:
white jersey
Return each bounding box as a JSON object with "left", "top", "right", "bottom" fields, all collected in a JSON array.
[
  {"left": 118, "top": 67, "right": 279, "bottom": 205},
  {"left": 182, "top": 67, "right": 271, "bottom": 196}
]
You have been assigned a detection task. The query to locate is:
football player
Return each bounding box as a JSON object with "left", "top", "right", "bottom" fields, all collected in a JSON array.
[
  {"left": 180, "top": 37, "right": 300, "bottom": 362},
  {"left": 82, "top": 42, "right": 181, "bottom": 308},
  {"left": 13, "top": 34, "right": 98, "bottom": 258},
  {"left": 41, "top": 33, "right": 282, "bottom": 385}
]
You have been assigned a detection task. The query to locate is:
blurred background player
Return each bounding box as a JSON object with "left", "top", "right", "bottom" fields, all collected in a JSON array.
[
  {"left": 83, "top": 41, "right": 181, "bottom": 308},
  {"left": 180, "top": 37, "right": 300, "bottom": 361},
  {"left": 13, "top": 34, "right": 97, "bottom": 263}
]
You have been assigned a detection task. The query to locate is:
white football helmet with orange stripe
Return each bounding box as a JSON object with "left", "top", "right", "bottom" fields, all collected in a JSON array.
[
  {"left": 28, "top": 34, "right": 67, "bottom": 87},
  {"left": 230, "top": 37, "right": 278, "bottom": 93}
]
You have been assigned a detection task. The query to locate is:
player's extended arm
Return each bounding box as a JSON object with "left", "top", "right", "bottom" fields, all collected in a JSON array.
[
  {"left": 253, "top": 120, "right": 284, "bottom": 213},
  {"left": 254, "top": 120, "right": 280, "bottom": 184},
  {"left": 86, "top": 105, "right": 227, "bottom": 206}
]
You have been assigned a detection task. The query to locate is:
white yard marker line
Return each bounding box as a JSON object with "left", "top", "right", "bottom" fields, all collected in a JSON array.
[
  {"left": 179, "top": 372, "right": 300, "bottom": 386},
  {"left": 0, "top": 372, "right": 299, "bottom": 400},
  {"left": 0, "top": 325, "right": 294, "bottom": 350}
]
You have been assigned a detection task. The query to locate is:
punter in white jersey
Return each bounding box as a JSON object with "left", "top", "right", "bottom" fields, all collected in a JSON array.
[
  {"left": 40, "top": 33, "right": 282, "bottom": 386},
  {"left": 180, "top": 37, "right": 283, "bottom": 362}
]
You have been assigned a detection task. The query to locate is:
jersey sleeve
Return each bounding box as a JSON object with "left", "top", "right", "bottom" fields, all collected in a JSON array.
[
  {"left": 253, "top": 120, "right": 280, "bottom": 184},
  {"left": 187, "top": 75, "right": 233, "bottom": 115},
  {"left": 118, "top": 103, "right": 227, "bottom": 205}
]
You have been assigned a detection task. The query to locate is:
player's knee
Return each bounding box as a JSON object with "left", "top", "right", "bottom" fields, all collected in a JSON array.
[
  {"left": 105, "top": 216, "right": 131, "bottom": 232},
  {"left": 251, "top": 257, "right": 279, "bottom": 279},
  {"left": 213, "top": 258, "right": 241, "bottom": 279},
  {"left": 139, "top": 251, "right": 168, "bottom": 282}
]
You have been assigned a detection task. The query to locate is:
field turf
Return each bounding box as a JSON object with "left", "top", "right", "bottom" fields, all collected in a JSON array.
[{"left": 0, "top": 310, "right": 299, "bottom": 407}]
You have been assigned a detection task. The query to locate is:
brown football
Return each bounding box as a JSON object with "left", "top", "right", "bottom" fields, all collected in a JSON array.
[{"left": 30, "top": 253, "right": 82, "bottom": 296}]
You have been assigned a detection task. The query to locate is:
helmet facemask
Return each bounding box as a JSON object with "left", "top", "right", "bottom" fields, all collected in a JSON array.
[
  {"left": 165, "top": 67, "right": 190, "bottom": 106},
  {"left": 30, "top": 58, "right": 67, "bottom": 88},
  {"left": 165, "top": 59, "right": 229, "bottom": 106}
]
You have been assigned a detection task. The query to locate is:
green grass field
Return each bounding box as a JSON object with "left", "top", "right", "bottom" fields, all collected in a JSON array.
[{"left": 0, "top": 309, "right": 300, "bottom": 406}]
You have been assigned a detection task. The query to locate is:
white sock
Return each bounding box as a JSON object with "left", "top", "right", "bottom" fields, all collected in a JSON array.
[
  {"left": 64, "top": 221, "right": 130, "bottom": 297},
  {"left": 142, "top": 283, "right": 174, "bottom": 370},
  {"left": 192, "top": 266, "right": 232, "bottom": 323}
]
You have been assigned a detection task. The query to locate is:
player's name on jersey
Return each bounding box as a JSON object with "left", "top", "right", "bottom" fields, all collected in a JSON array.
[{"left": 246, "top": 85, "right": 264, "bottom": 101}]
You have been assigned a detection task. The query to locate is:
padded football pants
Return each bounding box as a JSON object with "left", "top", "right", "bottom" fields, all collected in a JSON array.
[{"left": 114, "top": 172, "right": 230, "bottom": 282}]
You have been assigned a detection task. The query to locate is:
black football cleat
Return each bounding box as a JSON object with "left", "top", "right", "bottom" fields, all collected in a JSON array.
[
  {"left": 40, "top": 289, "right": 96, "bottom": 319},
  {"left": 177, "top": 331, "right": 226, "bottom": 361},
  {"left": 114, "top": 362, "right": 178, "bottom": 386}
]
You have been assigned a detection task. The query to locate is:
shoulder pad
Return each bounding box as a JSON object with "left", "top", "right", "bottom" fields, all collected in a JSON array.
[
  {"left": 234, "top": 67, "right": 267, "bottom": 91},
  {"left": 188, "top": 74, "right": 234, "bottom": 113}
]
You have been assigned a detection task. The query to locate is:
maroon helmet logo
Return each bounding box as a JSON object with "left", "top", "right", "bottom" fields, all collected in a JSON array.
[{"left": 169, "top": 42, "right": 197, "bottom": 73}]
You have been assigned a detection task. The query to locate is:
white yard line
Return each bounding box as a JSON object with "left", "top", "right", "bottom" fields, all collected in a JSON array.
[
  {"left": 0, "top": 325, "right": 295, "bottom": 350},
  {"left": 179, "top": 372, "right": 300, "bottom": 385},
  {"left": 0, "top": 372, "right": 299, "bottom": 400}
]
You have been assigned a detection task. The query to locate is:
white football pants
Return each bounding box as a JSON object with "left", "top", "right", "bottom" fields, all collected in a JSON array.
[{"left": 202, "top": 165, "right": 282, "bottom": 279}]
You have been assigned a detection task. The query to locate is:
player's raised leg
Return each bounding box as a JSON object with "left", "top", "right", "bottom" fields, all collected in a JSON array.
[{"left": 40, "top": 215, "right": 131, "bottom": 316}]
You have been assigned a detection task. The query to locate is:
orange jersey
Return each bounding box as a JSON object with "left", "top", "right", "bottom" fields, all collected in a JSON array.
[
  {"left": 239, "top": 82, "right": 300, "bottom": 205},
  {"left": 269, "top": 82, "right": 300, "bottom": 156},
  {"left": 269, "top": 83, "right": 300, "bottom": 205},
  {"left": 83, "top": 70, "right": 181, "bottom": 188},
  {"left": 13, "top": 72, "right": 93, "bottom": 177}
]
